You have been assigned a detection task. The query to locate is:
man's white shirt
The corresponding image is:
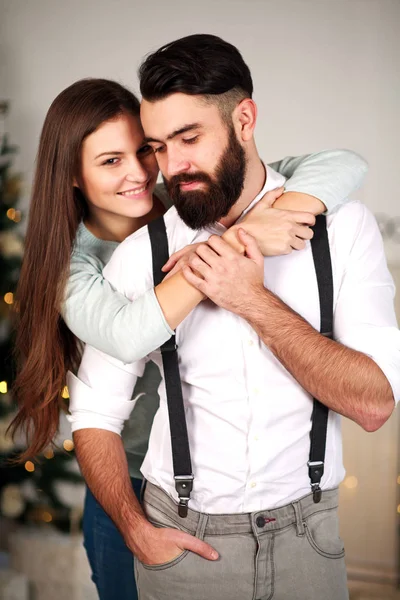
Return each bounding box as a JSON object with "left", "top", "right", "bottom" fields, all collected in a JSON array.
[{"left": 67, "top": 166, "right": 400, "bottom": 513}]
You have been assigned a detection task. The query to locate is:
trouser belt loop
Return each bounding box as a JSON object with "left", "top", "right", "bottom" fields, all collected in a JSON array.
[
  {"left": 140, "top": 479, "right": 147, "bottom": 504},
  {"left": 292, "top": 500, "right": 305, "bottom": 536},
  {"left": 195, "top": 512, "right": 209, "bottom": 540}
]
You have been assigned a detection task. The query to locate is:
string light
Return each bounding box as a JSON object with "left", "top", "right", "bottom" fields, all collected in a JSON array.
[
  {"left": 397, "top": 476, "right": 400, "bottom": 486},
  {"left": 24, "top": 461, "right": 35, "bottom": 472},
  {"left": 42, "top": 511, "right": 53, "bottom": 523},
  {"left": 343, "top": 475, "right": 358, "bottom": 490},
  {"left": 6, "top": 208, "right": 21, "bottom": 222},
  {"left": 4, "top": 292, "right": 14, "bottom": 305},
  {"left": 43, "top": 448, "right": 54, "bottom": 459},
  {"left": 61, "top": 386, "right": 69, "bottom": 399},
  {"left": 63, "top": 439, "right": 74, "bottom": 452},
  {"left": 397, "top": 505, "right": 400, "bottom": 515},
  {"left": 0, "top": 381, "right": 7, "bottom": 394}
]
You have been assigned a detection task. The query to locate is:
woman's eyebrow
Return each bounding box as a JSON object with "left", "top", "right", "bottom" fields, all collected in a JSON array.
[{"left": 94, "top": 151, "right": 124, "bottom": 159}]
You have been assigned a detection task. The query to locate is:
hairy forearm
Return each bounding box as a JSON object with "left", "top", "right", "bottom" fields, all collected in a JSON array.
[
  {"left": 243, "top": 289, "right": 395, "bottom": 431},
  {"left": 73, "top": 429, "right": 151, "bottom": 551}
]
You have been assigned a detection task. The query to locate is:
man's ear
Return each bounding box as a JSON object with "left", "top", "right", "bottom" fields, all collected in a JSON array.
[{"left": 233, "top": 98, "right": 257, "bottom": 142}]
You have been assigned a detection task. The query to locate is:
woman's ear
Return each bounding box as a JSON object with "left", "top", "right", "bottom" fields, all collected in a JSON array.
[
  {"left": 233, "top": 98, "right": 257, "bottom": 142},
  {"left": 72, "top": 177, "right": 79, "bottom": 188}
]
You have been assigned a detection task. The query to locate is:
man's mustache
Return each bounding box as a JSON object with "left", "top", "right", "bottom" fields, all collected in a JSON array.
[{"left": 167, "top": 172, "right": 213, "bottom": 189}]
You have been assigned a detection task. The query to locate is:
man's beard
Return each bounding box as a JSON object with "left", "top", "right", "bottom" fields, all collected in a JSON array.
[{"left": 163, "top": 126, "right": 247, "bottom": 229}]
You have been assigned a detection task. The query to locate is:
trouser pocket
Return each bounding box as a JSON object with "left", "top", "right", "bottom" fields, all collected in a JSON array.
[
  {"left": 272, "top": 506, "right": 348, "bottom": 600},
  {"left": 304, "top": 506, "right": 345, "bottom": 559},
  {"left": 138, "top": 500, "right": 202, "bottom": 571},
  {"left": 135, "top": 528, "right": 256, "bottom": 600}
]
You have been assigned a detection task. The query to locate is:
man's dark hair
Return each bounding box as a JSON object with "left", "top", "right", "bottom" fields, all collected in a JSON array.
[{"left": 139, "top": 34, "right": 253, "bottom": 121}]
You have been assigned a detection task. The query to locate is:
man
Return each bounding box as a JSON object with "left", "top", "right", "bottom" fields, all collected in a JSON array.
[{"left": 68, "top": 35, "right": 399, "bottom": 600}]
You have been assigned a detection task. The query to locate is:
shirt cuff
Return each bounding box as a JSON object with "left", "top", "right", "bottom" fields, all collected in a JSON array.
[
  {"left": 370, "top": 353, "right": 400, "bottom": 406},
  {"left": 67, "top": 372, "right": 136, "bottom": 435},
  {"left": 337, "top": 327, "right": 400, "bottom": 405}
]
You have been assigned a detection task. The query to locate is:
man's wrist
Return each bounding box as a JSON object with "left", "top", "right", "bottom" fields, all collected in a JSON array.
[
  {"left": 124, "top": 515, "right": 155, "bottom": 557},
  {"left": 234, "top": 284, "right": 269, "bottom": 321}
]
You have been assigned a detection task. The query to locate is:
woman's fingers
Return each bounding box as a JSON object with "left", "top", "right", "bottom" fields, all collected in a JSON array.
[
  {"left": 162, "top": 248, "right": 188, "bottom": 271},
  {"left": 162, "top": 244, "right": 201, "bottom": 271},
  {"left": 256, "top": 186, "right": 285, "bottom": 209},
  {"left": 294, "top": 224, "right": 314, "bottom": 240},
  {"left": 290, "top": 237, "right": 307, "bottom": 251}
]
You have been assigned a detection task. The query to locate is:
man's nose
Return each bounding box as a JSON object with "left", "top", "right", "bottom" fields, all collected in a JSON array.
[{"left": 166, "top": 149, "right": 191, "bottom": 179}]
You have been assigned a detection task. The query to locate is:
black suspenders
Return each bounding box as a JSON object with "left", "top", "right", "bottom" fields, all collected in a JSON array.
[
  {"left": 148, "top": 217, "right": 193, "bottom": 517},
  {"left": 308, "top": 214, "right": 334, "bottom": 503},
  {"left": 148, "top": 214, "right": 333, "bottom": 516}
]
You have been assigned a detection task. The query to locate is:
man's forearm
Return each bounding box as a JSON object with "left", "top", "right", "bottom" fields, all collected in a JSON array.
[
  {"left": 243, "top": 289, "right": 395, "bottom": 432},
  {"left": 73, "top": 428, "right": 219, "bottom": 564},
  {"left": 73, "top": 429, "right": 151, "bottom": 555}
]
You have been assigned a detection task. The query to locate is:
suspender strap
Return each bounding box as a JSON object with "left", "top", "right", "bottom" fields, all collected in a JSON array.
[
  {"left": 148, "top": 214, "right": 332, "bottom": 511},
  {"left": 308, "top": 214, "right": 334, "bottom": 503},
  {"left": 148, "top": 217, "right": 193, "bottom": 517}
]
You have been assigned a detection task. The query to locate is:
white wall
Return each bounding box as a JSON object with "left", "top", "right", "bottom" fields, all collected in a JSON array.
[{"left": 1, "top": 0, "right": 399, "bottom": 581}]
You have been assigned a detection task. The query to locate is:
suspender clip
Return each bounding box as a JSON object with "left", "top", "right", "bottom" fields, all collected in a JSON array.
[
  {"left": 311, "top": 483, "right": 322, "bottom": 504},
  {"left": 308, "top": 460, "right": 324, "bottom": 482},
  {"left": 308, "top": 460, "right": 324, "bottom": 504},
  {"left": 174, "top": 475, "right": 194, "bottom": 518}
]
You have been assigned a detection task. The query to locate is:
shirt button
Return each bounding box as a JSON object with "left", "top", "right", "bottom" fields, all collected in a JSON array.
[
  {"left": 250, "top": 482, "right": 257, "bottom": 488},
  {"left": 253, "top": 388, "right": 259, "bottom": 395},
  {"left": 248, "top": 340, "right": 254, "bottom": 346},
  {"left": 254, "top": 435, "right": 259, "bottom": 441}
]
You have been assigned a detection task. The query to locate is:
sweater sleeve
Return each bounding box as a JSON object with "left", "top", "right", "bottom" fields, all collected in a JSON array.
[
  {"left": 268, "top": 149, "right": 368, "bottom": 214},
  {"left": 62, "top": 250, "right": 173, "bottom": 364}
]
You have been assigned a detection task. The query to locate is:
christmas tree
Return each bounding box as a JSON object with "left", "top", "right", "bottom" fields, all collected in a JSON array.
[{"left": 0, "top": 101, "right": 83, "bottom": 533}]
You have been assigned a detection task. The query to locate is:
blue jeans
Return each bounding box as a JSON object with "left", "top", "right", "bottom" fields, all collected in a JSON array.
[{"left": 83, "top": 477, "right": 142, "bottom": 600}]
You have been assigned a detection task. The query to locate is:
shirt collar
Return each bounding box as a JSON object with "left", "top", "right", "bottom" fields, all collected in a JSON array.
[{"left": 183, "top": 164, "right": 287, "bottom": 244}]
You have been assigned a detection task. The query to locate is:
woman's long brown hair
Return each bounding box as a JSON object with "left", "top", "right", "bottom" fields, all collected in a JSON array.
[{"left": 9, "top": 78, "right": 141, "bottom": 460}]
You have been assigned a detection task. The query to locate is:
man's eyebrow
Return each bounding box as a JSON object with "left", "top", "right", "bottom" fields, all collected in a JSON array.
[
  {"left": 144, "top": 123, "right": 202, "bottom": 144},
  {"left": 94, "top": 151, "right": 123, "bottom": 160}
]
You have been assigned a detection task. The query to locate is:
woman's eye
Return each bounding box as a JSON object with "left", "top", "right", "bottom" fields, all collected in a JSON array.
[
  {"left": 102, "top": 157, "right": 119, "bottom": 165},
  {"left": 183, "top": 136, "right": 198, "bottom": 145}
]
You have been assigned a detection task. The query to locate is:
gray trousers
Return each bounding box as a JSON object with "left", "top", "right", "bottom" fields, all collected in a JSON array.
[{"left": 135, "top": 482, "right": 349, "bottom": 600}]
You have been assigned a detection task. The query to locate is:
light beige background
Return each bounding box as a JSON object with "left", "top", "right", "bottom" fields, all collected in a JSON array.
[{"left": 0, "top": 0, "right": 399, "bottom": 583}]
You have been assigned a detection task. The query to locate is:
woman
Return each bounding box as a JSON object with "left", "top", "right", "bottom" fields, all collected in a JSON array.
[{"left": 10, "top": 78, "right": 367, "bottom": 599}]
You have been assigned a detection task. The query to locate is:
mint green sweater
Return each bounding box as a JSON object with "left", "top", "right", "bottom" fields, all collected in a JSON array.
[{"left": 63, "top": 150, "right": 367, "bottom": 477}]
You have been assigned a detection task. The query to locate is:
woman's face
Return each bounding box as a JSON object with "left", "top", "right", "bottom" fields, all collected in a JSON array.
[{"left": 80, "top": 113, "right": 159, "bottom": 221}]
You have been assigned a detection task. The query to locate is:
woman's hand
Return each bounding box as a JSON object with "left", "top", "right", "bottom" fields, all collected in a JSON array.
[
  {"left": 162, "top": 243, "right": 204, "bottom": 279},
  {"left": 232, "top": 187, "right": 316, "bottom": 256}
]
